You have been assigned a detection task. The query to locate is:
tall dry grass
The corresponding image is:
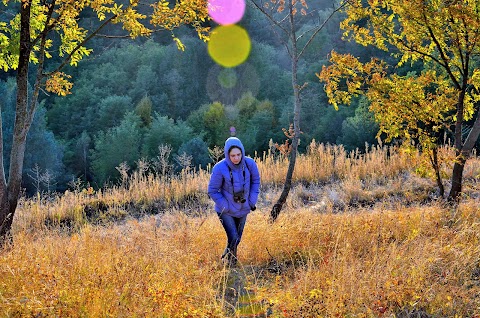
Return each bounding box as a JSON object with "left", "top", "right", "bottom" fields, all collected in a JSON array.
[
  {"left": 245, "top": 200, "right": 480, "bottom": 317},
  {"left": 12, "top": 142, "right": 423, "bottom": 233},
  {"left": 259, "top": 141, "right": 412, "bottom": 185},
  {"left": 1, "top": 143, "right": 479, "bottom": 317}
]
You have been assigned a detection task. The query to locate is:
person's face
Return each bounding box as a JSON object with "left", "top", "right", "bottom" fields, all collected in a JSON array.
[{"left": 229, "top": 147, "right": 242, "bottom": 165}]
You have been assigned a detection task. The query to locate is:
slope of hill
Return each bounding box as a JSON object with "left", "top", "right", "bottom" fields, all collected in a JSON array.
[{"left": 1, "top": 144, "right": 479, "bottom": 317}]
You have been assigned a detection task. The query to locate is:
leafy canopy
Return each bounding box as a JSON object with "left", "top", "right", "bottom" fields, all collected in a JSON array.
[
  {"left": 0, "top": 0, "right": 209, "bottom": 95},
  {"left": 318, "top": 0, "right": 480, "bottom": 149}
]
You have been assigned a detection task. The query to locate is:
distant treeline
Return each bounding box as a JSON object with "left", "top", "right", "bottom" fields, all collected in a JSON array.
[{"left": 0, "top": 4, "right": 424, "bottom": 194}]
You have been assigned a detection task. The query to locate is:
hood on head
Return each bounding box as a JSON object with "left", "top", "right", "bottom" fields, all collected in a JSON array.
[{"left": 224, "top": 137, "right": 245, "bottom": 168}]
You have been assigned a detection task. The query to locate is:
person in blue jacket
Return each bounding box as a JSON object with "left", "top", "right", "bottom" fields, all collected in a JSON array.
[{"left": 208, "top": 137, "right": 261, "bottom": 265}]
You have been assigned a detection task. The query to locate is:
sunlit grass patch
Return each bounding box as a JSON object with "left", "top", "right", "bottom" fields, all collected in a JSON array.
[
  {"left": 241, "top": 202, "right": 480, "bottom": 317},
  {"left": 2, "top": 144, "right": 479, "bottom": 316}
]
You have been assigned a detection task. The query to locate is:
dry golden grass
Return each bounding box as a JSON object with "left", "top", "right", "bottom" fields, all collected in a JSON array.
[
  {"left": 259, "top": 142, "right": 412, "bottom": 185},
  {"left": 1, "top": 213, "right": 226, "bottom": 317},
  {"left": 1, "top": 144, "right": 479, "bottom": 317},
  {"left": 12, "top": 143, "right": 420, "bottom": 232},
  {"left": 243, "top": 200, "right": 480, "bottom": 317}
]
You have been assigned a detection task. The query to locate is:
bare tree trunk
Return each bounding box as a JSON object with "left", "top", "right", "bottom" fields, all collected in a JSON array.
[
  {"left": 448, "top": 130, "right": 480, "bottom": 202},
  {"left": 271, "top": 2, "right": 301, "bottom": 222},
  {"left": 0, "top": 194, "right": 16, "bottom": 247},
  {"left": 448, "top": 96, "right": 480, "bottom": 202},
  {"left": 0, "top": 65, "right": 7, "bottom": 244},
  {"left": 270, "top": 57, "right": 301, "bottom": 221},
  {"left": 248, "top": 0, "right": 344, "bottom": 221},
  {"left": 270, "top": 122, "right": 300, "bottom": 221},
  {"left": 0, "top": 1, "right": 31, "bottom": 246},
  {"left": 430, "top": 147, "right": 444, "bottom": 197},
  {"left": 448, "top": 157, "right": 465, "bottom": 202}
]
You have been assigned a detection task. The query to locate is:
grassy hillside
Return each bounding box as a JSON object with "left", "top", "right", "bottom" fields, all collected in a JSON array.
[{"left": 1, "top": 143, "right": 479, "bottom": 317}]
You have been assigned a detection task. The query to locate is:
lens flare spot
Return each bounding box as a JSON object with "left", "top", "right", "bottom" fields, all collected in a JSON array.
[
  {"left": 218, "top": 69, "right": 238, "bottom": 88},
  {"left": 206, "top": 63, "right": 260, "bottom": 105},
  {"left": 208, "top": 25, "right": 251, "bottom": 68},
  {"left": 208, "top": 0, "right": 246, "bottom": 25}
]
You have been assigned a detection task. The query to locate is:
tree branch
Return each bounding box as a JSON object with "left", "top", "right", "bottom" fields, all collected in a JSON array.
[
  {"left": 249, "top": 0, "right": 292, "bottom": 57},
  {"left": 397, "top": 37, "right": 444, "bottom": 65},
  {"left": 453, "top": 13, "right": 466, "bottom": 72},
  {"left": 45, "top": 13, "right": 118, "bottom": 76},
  {"left": 26, "top": 34, "right": 48, "bottom": 132},
  {"left": 96, "top": 27, "right": 169, "bottom": 38},
  {"left": 31, "top": 0, "right": 58, "bottom": 49},
  {"left": 421, "top": 11, "right": 461, "bottom": 89},
  {"left": 249, "top": 0, "right": 291, "bottom": 38},
  {"left": 288, "top": 0, "right": 297, "bottom": 60},
  {"left": 297, "top": 0, "right": 348, "bottom": 60}
]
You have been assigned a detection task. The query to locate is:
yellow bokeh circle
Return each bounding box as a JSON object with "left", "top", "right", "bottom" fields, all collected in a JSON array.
[{"left": 208, "top": 25, "right": 251, "bottom": 68}]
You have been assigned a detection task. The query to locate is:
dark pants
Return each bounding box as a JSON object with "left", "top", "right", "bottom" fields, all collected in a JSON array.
[{"left": 218, "top": 213, "right": 247, "bottom": 262}]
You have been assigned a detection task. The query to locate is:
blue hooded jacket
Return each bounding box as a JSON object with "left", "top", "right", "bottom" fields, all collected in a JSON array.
[{"left": 207, "top": 137, "right": 261, "bottom": 217}]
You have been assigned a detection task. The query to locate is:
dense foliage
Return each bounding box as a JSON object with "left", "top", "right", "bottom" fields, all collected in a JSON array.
[
  {"left": 318, "top": 0, "right": 480, "bottom": 200},
  {"left": 0, "top": 0, "right": 441, "bottom": 192},
  {"left": 0, "top": 0, "right": 211, "bottom": 240}
]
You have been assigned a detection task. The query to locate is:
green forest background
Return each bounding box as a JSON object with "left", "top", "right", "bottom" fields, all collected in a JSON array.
[{"left": 0, "top": 1, "right": 465, "bottom": 194}]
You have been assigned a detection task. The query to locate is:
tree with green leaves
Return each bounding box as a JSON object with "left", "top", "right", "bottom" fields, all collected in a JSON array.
[
  {"left": 135, "top": 95, "right": 153, "bottom": 128},
  {"left": 337, "top": 96, "right": 378, "bottom": 152},
  {"left": 188, "top": 101, "right": 230, "bottom": 148},
  {"left": 142, "top": 114, "right": 193, "bottom": 157},
  {"left": 235, "top": 93, "right": 277, "bottom": 153},
  {"left": 0, "top": 0, "right": 209, "bottom": 244},
  {"left": 72, "top": 130, "right": 91, "bottom": 182},
  {"left": 177, "top": 137, "right": 210, "bottom": 169},
  {"left": 0, "top": 78, "right": 65, "bottom": 194},
  {"left": 91, "top": 112, "right": 142, "bottom": 185},
  {"left": 95, "top": 95, "right": 134, "bottom": 131},
  {"left": 318, "top": 0, "right": 480, "bottom": 202},
  {"left": 250, "top": 0, "right": 348, "bottom": 221}
]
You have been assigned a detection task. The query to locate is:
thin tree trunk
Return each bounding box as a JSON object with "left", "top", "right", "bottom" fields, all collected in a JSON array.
[
  {"left": 430, "top": 147, "right": 444, "bottom": 197},
  {"left": 249, "top": 0, "right": 344, "bottom": 221},
  {"left": 271, "top": 57, "right": 301, "bottom": 221},
  {"left": 271, "top": 125, "right": 300, "bottom": 221},
  {"left": 0, "top": 1, "right": 31, "bottom": 245},
  {"left": 271, "top": 2, "right": 300, "bottom": 222},
  {"left": 0, "top": 76, "right": 7, "bottom": 241}
]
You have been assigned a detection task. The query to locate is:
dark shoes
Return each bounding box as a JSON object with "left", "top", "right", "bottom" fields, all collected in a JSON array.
[{"left": 221, "top": 247, "right": 238, "bottom": 266}]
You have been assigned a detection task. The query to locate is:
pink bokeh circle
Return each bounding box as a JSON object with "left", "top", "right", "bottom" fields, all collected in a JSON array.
[{"left": 208, "top": 0, "right": 246, "bottom": 25}]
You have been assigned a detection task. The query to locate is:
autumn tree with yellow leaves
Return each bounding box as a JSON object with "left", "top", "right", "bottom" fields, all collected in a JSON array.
[
  {"left": 318, "top": 0, "right": 480, "bottom": 202},
  {"left": 0, "top": 0, "right": 209, "bottom": 244}
]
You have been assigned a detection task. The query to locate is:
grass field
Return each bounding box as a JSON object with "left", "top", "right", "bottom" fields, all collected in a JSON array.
[{"left": 1, "top": 143, "right": 479, "bottom": 317}]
